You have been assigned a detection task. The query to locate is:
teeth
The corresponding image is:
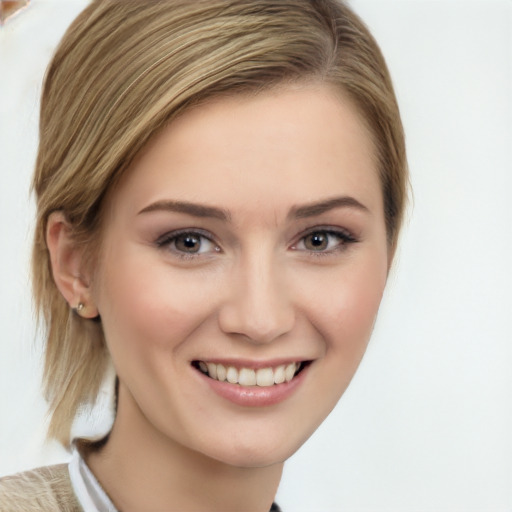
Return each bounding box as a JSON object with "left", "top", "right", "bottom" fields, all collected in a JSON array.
[
  {"left": 216, "top": 364, "right": 227, "bottom": 382},
  {"left": 239, "top": 368, "right": 256, "bottom": 386},
  {"left": 226, "top": 366, "right": 238, "bottom": 384},
  {"left": 274, "top": 365, "right": 285, "bottom": 384},
  {"left": 206, "top": 362, "right": 217, "bottom": 380},
  {"left": 285, "top": 363, "right": 296, "bottom": 382},
  {"left": 256, "top": 367, "right": 274, "bottom": 387},
  {"left": 197, "top": 361, "right": 302, "bottom": 387}
]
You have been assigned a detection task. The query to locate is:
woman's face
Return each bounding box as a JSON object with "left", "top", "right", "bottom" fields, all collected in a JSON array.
[{"left": 91, "top": 84, "right": 389, "bottom": 467}]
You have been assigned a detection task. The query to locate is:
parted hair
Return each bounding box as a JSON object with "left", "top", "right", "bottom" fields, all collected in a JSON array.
[{"left": 32, "top": 0, "right": 408, "bottom": 445}]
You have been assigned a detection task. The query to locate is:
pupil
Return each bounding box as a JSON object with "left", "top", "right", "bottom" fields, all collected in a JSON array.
[
  {"left": 307, "top": 232, "right": 327, "bottom": 250},
  {"left": 177, "top": 234, "right": 200, "bottom": 252},
  {"left": 311, "top": 234, "right": 324, "bottom": 246}
]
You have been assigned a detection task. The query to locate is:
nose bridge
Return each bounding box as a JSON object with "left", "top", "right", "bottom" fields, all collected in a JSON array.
[{"left": 218, "top": 243, "right": 294, "bottom": 343}]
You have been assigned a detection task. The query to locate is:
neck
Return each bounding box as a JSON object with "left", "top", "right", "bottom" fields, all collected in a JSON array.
[{"left": 86, "top": 388, "right": 283, "bottom": 512}]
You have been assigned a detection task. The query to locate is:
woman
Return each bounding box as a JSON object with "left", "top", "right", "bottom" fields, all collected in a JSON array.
[{"left": 0, "top": 0, "right": 407, "bottom": 510}]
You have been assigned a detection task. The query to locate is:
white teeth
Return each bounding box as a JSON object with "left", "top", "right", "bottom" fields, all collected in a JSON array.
[
  {"left": 239, "top": 368, "right": 256, "bottom": 386},
  {"left": 256, "top": 368, "right": 274, "bottom": 387},
  {"left": 226, "top": 366, "right": 238, "bottom": 384},
  {"left": 198, "top": 361, "right": 302, "bottom": 387},
  {"left": 216, "top": 364, "right": 227, "bottom": 382},
  {"left": 206, "top": 362, "right": 217, "bottom": 380},
  {"left": 273, "top": 365, "right": 285, "bottom": 384},
  {"left": 285, "top": 363, "right": 296, "bottom": 382}
]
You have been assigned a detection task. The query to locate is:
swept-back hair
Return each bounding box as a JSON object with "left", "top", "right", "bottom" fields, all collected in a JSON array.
[{"left": 32, "top": 0, "right": 408, "bottom": 445}]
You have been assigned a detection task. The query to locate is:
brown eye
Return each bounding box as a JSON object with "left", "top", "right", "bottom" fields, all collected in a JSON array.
[
  {"left": 292, "top": 228, "right": 356, "bottom": 254},
  {"left": 174, "top": 233, "right": 202, "bottom": 253},
  {"left": 303, "top": 231, "right": 329, "bottom": 251},
  {"left": 157, "top": 231, "right": 219, "bottom": 256}
]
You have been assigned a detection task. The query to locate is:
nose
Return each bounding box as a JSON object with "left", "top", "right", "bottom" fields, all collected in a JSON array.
[{"left": 217, "top": 252, "right": 295, "bottom": 344}]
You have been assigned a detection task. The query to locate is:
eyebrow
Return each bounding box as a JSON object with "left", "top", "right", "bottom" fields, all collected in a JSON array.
[
  {"left": 138, "top": 200, "right": 231, "bottom": 221},
  {"left": 289, "top": 196, "right": 370, "bottom": 219},
  {"left": 138, "top": 195, "right": 369, "bottom": 222}
]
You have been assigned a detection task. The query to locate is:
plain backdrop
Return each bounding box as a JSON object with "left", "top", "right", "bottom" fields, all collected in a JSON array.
[{"left": 1, "top": 1, "right": 511, "bottom": 510}]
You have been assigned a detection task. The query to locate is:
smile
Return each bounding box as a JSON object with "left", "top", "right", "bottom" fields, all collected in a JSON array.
[{"left": 193, "top": 361, "right": 308, "bottom": 387}]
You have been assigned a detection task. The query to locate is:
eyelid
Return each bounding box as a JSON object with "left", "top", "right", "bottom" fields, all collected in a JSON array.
[{"left": 155, "top": 227, "right": 213, "bottom": 244}]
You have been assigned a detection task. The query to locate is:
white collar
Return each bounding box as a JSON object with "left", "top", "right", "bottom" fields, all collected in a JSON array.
[{"left": 68, "top": 446, "right": 118, "bottom": 512}]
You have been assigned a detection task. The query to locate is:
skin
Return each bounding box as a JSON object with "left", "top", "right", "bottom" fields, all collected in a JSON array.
[{"left": 47, "top": 83, "right": 390, "bottom": 512}]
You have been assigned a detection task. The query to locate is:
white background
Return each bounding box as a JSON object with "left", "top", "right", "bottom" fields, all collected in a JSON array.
[{"left": 1, "top": 1, "right": 511, "bottom": 510}]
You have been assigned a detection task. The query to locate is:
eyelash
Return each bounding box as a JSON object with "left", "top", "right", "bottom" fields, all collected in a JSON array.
[
  {"left": 155, "top": 229, "right": 220, "bottom": 260},
  {"left": 290, "top": 227, "right": 358, "bottom": 256},
  {"left": 155, "top": 226, "right": 358, "bottom": 259}
]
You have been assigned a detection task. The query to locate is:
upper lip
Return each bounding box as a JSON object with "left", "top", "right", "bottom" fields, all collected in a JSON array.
[{"left": 192, "top": 358, "right": 312, "bottom": 369}]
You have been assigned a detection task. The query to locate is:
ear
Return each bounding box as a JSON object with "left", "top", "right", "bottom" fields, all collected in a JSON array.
[{"left": 46, "top": 211, "right": 99, "bottom": 319}]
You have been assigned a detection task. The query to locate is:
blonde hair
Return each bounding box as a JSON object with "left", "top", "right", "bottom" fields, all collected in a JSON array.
[{"left": 32, "top": 0, "right": 408, "bottom": 445}]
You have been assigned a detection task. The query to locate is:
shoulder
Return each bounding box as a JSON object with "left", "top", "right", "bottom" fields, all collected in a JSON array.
[{"left": 0, "top": 464, "right": 81, "bottom": 512}]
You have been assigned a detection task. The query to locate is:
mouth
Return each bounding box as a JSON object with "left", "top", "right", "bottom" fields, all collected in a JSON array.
[{"left": 192, "top": 360, "right": 311, "bottom": 387}]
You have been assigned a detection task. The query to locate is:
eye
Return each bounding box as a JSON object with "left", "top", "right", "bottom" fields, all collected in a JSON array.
[
  {"left": 292, "top": 228, "right": 356, "bottom": 253},
  {"left": 156, "top": 230, "right": 220, "bottom": 256}
]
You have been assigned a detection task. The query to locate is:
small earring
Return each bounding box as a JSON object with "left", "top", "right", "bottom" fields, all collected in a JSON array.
[{"left": 73, "top": 302, "right": 85, "bottom": 316}]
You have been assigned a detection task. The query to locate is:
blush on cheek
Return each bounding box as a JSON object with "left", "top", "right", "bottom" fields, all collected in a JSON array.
[{"left": 319, "top": 268, "right": 386, "bottom": 353}]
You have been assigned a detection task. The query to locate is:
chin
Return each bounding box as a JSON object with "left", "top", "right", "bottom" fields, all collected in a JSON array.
[
  {"left": 195, "top": 425, "right": 312, "bottom": 469},
  {"left": 209, "top": 444, "right": 293, "bottom": 469}
]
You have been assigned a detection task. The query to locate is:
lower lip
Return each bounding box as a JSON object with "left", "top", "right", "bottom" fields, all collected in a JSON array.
[{"left": 196, "top": 365, "right": 309, "bottom": 407}]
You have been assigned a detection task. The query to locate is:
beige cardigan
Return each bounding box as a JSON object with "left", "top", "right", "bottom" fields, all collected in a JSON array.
[
  {"left": 0, "top": 464, "right": 81, "bottom": 512},
  {"left": 0, "top": 464, "right": 283, "bottom": 512}
]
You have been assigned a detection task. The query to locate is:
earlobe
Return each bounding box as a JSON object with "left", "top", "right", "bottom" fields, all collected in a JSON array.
[{"left": 46, "top": 212, "right": 99, "bottom": 319}]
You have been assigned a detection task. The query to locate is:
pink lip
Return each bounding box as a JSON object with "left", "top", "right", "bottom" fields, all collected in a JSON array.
[{"left": 194, "top": 363, "right": 310, "bottom": 407}]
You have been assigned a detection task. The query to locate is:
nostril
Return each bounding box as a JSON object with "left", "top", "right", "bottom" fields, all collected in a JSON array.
[{"left": 217, "top": 307, "right": 295, "bottom": 344}]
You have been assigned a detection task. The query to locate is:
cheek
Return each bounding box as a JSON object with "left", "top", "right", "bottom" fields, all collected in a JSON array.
[
  {"left": 93, "top": 249, "right": 218, "bottom": 362},
  {"left": 304, "top": 252, "right": 388, "bottom": 356}
]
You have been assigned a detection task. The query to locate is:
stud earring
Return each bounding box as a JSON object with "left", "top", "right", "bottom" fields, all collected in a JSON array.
[{"left": 73, "top": 302, "right": 85, "bottom": 316}]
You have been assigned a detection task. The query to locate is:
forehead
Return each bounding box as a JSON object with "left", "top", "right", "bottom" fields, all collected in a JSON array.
[{"left": 112, "top": 84, "right": 382, "bottom": 220}]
